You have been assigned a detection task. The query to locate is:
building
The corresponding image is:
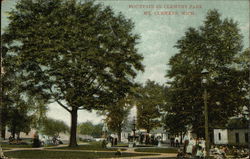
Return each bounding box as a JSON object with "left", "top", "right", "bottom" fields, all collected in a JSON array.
[{"left": 213, "top": 128, "right": 249, "bottom": 146}]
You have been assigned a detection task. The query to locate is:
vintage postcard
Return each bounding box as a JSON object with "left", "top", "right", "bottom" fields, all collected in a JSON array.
[{"left": 1, "top": 0, "right": 249, "bottom": 158}]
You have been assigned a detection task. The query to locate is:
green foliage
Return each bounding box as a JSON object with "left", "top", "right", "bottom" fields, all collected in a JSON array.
[
  {"left": 163, "top": 113, "right": 187, "bottom": 135},
  {"left": 105, "top": 96, "right": 133, "bottom": 141},
  {"left": 2, "top": 72, "right": 47, "bottom": 138},
  {"left": 77, "top": 121, "right": 103, "bottom": 138},
  {"left": 1, "top": 34, "right": 48, "bottom": 139},
  {"left": 226, "top": 117, "right": 249, "bottom": 129},
  {"left": 3, "top": 0, "right": 144, "bottom": 110},
  {"left": 236, "top": 48, "right": 250, "bottom": 69},
  {"left": 29, "top": 99, "right": 49, "bottom": 130},
  {"left": 4, "top": 97, "right": 48, "bottom": 138},
  {"left": 165, "top": 9, "right": 247, "bottom": 137},
  {"left": 2, "top": 0, "right": 143, "bottom": 146},
  {"left": 7, "top": 101, "right": 33, "bottom": 137},
  {"left": 40, "top": 118, "right": 69, "bottom": 137},
  {"left": 136, "top": 80, "right": 165, "bottom": 133},
  {"left": 234, "top": 48, "right": 250, "bottom": 95}
]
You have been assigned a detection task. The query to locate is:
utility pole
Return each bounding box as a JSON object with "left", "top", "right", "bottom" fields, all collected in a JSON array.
[
  {"left": 201, "top": 68, "right": 210, "bottom": 158},
  {"left": 204, "top": 87, "right": 210, "bottom": 158}
]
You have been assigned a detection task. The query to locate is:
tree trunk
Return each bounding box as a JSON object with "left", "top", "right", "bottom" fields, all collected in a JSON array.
[
  {"left": 146, "top": 129, "right": 150, "bottom": 144},
  {"left": 118, "top": 130, "right": 121, "bottom": 142},
  {"left": 0, "top": 125, "right": 5, "bottom": 140},
  {"left": 12, "top": 125, "right": 16, "bottom": 139},
  {"left": 69, "top": 107, "right": 78, "bottom": 147}
]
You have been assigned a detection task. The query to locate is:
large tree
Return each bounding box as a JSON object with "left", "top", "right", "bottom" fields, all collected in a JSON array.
[
  {"left": 165, "top": 10, "right": 247, "bottom": 137},
  {"left": 136, "top": 80, "right": 165, "bottom": 133},
  {"left": 2, "top": 0, "right": 143, "bottom": 146},
  {"left": 105, "top": 96, "right": 132, "bottom": 142}
]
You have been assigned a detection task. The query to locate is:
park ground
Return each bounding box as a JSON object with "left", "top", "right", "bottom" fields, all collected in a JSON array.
[{"left": 2, "top": 141, "right": 178, "bottom": 159}]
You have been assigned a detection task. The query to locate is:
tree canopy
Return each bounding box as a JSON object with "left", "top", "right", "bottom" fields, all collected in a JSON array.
[
  {"left": 40, "top": 118, "right": 69, "bottom": 137},
  {"left": 77, "top": 121, "right": 103, "bottom": 138},
  {"left": 165, "top": 9, "right": 247, "bottom": 137},
  {"left": 105, "top": 96, "right": 133, "bottom": 142},
  {"left": 2, "top": 0, "right": 143, "bottom": 146},
  {"left": 136, "top": 80, "right": 165, "bottom": 133}
]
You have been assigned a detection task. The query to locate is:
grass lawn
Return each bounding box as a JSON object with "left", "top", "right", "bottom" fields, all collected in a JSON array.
[
  {"left": 4, "top": 150, "right": 155, "bottom": 159},
  {"left": 48, "top": 142, "right": 126, "bottom": 151},
  {"left": 1, "top": 144, "right": 32, "bottom": 148},
  {"left": 113, "top": 143, "right": 128, "bottom": 147},
  {"left": 135, "top": 147, "right": 178, "bottom": 153}
]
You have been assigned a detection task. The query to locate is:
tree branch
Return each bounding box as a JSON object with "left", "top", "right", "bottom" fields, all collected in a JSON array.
[
  {"left": 56, "top": 99, "right": 71, "bottom": 113},
  {"left": 89, "top": 82, "right": 104, "bottom": 96},
  {"left": 82, "top": 73, "right": 95, "bottom": 85},
  {"left": 49, "top": 87, "right": 71, "bottom": 113}
]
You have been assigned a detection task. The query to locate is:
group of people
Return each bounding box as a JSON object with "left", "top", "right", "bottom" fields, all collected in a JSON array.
[
  {"left": 211, "top": 146, "right": 249, "bottom": 159},
  {"left": 176, "top": 136, "right": 249, "bottom": 159},
  {"left": 176, "top": 135, "right": 206, "bottom": 158}
]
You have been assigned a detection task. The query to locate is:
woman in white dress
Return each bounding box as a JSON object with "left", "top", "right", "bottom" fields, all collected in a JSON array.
[{"left": 186, "top": 137, "right": 195, "bottom": 155}]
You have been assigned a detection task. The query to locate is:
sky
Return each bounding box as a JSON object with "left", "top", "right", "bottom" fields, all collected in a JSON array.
[{"left": 1, "top": 0, "right": 249, "bottom": 126}]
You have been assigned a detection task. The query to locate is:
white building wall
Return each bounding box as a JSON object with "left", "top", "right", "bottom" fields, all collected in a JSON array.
[
  {"left": 214, "top": 129, "right": 228, "bottom": 144},
  {"left": 121, "top": 132, "right": 129, "bottom": 143}
]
